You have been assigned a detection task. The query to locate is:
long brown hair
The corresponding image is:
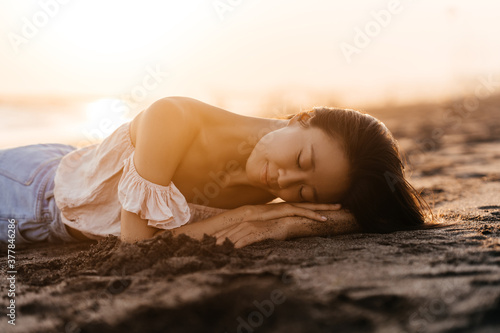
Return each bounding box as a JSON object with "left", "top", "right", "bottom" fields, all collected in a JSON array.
[{"left": 284, "top": 107, "right": 443, "bottom": 233}]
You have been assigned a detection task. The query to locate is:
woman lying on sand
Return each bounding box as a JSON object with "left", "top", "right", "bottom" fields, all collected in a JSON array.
[{"left": 0, "top": 96, "right": 435, "bottom": 248}]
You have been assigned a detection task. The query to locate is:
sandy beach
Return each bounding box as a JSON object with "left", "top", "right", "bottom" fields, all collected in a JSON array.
[{"left": 1, "top": 94, "right": 499, "bottom": 333}]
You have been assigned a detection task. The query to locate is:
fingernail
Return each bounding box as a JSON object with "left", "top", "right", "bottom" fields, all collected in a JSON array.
[{"left": 321, "top": 216, "right": 327, "bottom": 220}]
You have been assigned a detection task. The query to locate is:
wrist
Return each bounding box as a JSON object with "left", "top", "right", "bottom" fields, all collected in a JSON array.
[{"left": 168, "top": 223, "right": 199, "bottom": 239}]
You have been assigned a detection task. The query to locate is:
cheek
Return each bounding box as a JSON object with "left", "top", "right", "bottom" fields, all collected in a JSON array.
[
  {"left": 257, "top": 130, "right": 288, "bottom": 156},
  {"left": 259, "top": 130, "right": 279, "bottom": 145},
  {"left": 275, "top": 188, "right": 300, "bottom": 202},
  {"left": 246, "top": 146, "right": 265, "bottom": 181},
  {"left": 249, "top": 135, "right": 271, "bottom": 164}
]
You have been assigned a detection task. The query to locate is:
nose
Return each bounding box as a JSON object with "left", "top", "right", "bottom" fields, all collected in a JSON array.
[{"left": 277, "top": 168, "right": 305, "bottom": 189}]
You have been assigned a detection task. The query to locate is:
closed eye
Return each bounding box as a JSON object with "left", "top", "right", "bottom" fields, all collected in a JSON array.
[
  {"left": 297, "top": 151, "right": 306, "bottom": 200},
  {"left": 297, "top": 150, "right": 302, "bottom": 169}
]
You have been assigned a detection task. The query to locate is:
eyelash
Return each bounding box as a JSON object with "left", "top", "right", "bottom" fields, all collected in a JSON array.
[{"left": 297, "top": 151, "right": 304, "bottom": 200}]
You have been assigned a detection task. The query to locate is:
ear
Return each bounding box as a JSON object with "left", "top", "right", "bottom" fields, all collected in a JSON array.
[{"left": 288, "top": 111, "right": 314, "bottom": 127}]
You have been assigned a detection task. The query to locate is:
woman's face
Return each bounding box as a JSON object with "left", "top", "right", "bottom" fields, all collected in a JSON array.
[{"left": 246, "top": 113, "right": 350, "bottom": 203}]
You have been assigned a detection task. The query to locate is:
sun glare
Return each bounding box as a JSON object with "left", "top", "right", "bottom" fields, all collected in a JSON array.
[
  {"left": 52, "top": 1, "right": 203, "bottom": 57},
  {"left": 85, "top": 98, "right": 129, "bottom": 125}
]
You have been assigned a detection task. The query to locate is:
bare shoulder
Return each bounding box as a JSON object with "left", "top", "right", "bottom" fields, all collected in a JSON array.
[
  {"left": 140, "top": 96, "right": 200, "bottom": 126},
  {"left": 131, "top": 97, "right": 203, "bottom": 186},
  {"left": 130, "top": 95, "right": 238, "bottom": 151},
  {"left": 130, "top": 97, "right": 200, "bottom": 146},
  {"left": 164, "top": 96, "right": 240, "bottom": 125}
]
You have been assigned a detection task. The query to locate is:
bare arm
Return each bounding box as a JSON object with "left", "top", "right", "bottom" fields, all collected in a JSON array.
[
  {"left": 120, "top": 98, "right": 199, "bottom": 243},
  {"left": 122, "top": 207, "right": 233, "bottom": 243},
  {"left": 210, "top": 209, "right": 361, "bottom": 248},
  {"left": 153, "top": 203, "right": 344, "bottom": 242},
  {"left": 153, "top": 207, "right": 247, "bottom": 240},
  {"left": 121, "top": 208, "right": 159, "bottom": 242}
]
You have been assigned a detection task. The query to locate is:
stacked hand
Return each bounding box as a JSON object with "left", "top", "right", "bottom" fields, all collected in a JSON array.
[{"left": 213, "top": 202, "right": 342, "bottom": 248}]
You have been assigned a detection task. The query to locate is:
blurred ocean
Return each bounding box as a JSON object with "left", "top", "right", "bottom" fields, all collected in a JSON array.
[{"left": 0, "top": 98, "right": 134, "bottom": 149}]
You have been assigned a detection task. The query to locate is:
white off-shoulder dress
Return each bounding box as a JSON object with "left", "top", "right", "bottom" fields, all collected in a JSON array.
[{"left": 53, "top": 121, "right": 228, "bottom": 240}]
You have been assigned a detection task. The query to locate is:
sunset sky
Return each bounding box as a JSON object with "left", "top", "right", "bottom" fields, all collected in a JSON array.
[{"left": 1, "top": 0, "right": 499, "bottom": 146}]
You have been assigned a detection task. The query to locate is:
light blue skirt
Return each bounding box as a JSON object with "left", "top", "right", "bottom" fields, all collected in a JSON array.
[{"left": 0, "top": 143, "right": 80, "bottom": 245}]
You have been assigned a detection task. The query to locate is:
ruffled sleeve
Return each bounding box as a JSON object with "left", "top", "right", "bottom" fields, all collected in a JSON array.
[{"left": 117, "top": 151, "right": 191, "bottom": 229}]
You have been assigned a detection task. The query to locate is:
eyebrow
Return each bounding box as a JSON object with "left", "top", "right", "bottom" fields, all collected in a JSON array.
[{"left": 310, "top": 144, "right": 318, "bottom": 202}]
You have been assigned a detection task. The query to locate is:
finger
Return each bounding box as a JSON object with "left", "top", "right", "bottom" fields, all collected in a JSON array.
[
  {"left": 268, "top": 202, "right": 341, "bottom": 210},
  {"left": 252, "top": 205, "right": 323, "bottom": 222},
  {"left": 262, "top": 205, "right": 326, "bottom": 221},
  {"left": 233, "top": 236, "right": 254, "bottom": 249},
  {"left": 233, "top": 226, "right": 275, "bottom": 248},
  {"left": 216, "top": 229, "right": 249, "bottom": 246},
  {"left": 213, "top": 227, "right": 232, "bottom": 238},
  {"left": 216, "top": 225, "right": 244, "bottom": 245},
  {"left": 214, "top": 230, "right": 232, "bottom": 244},
  {"left": 216, "top": 231, "right": 235, "bottom": 245},
  {"left": 290, "top": 203, "right": 342, "bottom": 210},
  {"left": 216, "top": 236, "right": 228, "bottom": 246},
  {"left": 282, "top": 206, "right": 331, "bottom": 222},
  {"left": 214, "top": 221, "right": 244, "bottom": 238},
  {"left": 226, "top": 229, "right": 258, "bottom": 248}
]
